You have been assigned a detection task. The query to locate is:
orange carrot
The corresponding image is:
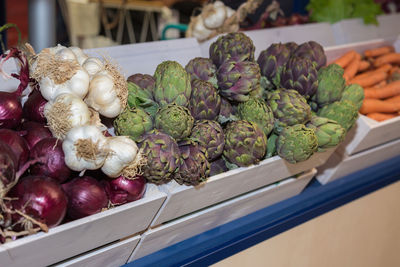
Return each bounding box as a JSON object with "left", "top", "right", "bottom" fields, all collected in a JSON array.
[
  {"left": 360, "top": 98, "right": 400, "bottom": 114},
  {"left": 350, "top": 71, "right": 388, "bottom": 88},
  {"left": 364, "top": 80, "right": 400, "bottom": 99},
  {"left": 343, "top": 53, "right": 361, "bottom": 81},
  {"left": 367, "top": 112, "right": 397, "bottom": 121},
  {"left": 332, "top": 50, "right": 356, "bottom": 68},
  {"left": 358, "top": 60, "right": 370, "bottom": 72},
  {"left": 351, "top": 64, "right": 392, "bottom": 81},
  {"left": 364, "top": 46, "right": 395, "bottom": 57},
  {"left": 373, "top": 53, "right": 400, "bottom": 67},
  {"left": 385, "top": 94, "right": 400, "bottom": 103}
]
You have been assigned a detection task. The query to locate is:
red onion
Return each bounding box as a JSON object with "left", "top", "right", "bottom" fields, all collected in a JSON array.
[
  {"left": 29, "top": 137, "right": 71, "bottom": 183},
  {"left": 0, "top": 140, "right": 18, "bottom": 195},
  {"left": 20, "top": 121, "right": 52, "bottom": 149},
  {"left": 103, "top": 175, "right": 146, "bottom": 206},
  {"left": 0, "top": 129, "right": 29, "bottom": 169},
  {"left": 8, "top": 175, "right": 68, "bottom": 228},
  {"left": 62, "top": 176, "right": 108, "bottom": 220},
  {"left": 22, "top": 90, "right": 47, "bottom": 123}
]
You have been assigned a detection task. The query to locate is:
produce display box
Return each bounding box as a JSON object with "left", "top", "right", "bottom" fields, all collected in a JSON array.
[
  {"left": 150, "top": 150, "right": 332, "bottom": 227},
  {"left": 129, "top": 168, "right": 316, "bottom": 262},
  {"left": 0, "top": 185, "right": 166, "bottom": 267},
  {"left": 324, "top": 36, "right": 400, "bottom": 156},
  {"left": 316, "top": 138, "right": 400, "bottom": 185}
]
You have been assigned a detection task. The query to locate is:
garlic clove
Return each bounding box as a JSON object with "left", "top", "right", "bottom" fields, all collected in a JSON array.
[{"left": 82, "top": 57, "right": 104, "bottom": 78}]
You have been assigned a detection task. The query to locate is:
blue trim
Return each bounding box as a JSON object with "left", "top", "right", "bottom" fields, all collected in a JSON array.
[{"left": 126, "top": 156, "right": 400, "bottom": 267}]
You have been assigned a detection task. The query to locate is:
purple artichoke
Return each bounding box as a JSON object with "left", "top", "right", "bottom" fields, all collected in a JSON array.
[
  {"left": 190, "top": 120, "right": 225, "bottom": 161},
  {"left": 209, "top": 157, "right": 229, "bottom": 176},
  {"left": 127, "top": 73, "right": 155, "bottom": 97},
  {"left": 293, "top": 41, "right": 326, "bottom": 70},
  {"left": 189, "top": 79, "right": 221, "bottom": 120},
  {"left": 185, "top": 57, "right": 218, "bottom": 88},
  {"left": 217, "top": 60, "right": 261, "bottom": 102}
]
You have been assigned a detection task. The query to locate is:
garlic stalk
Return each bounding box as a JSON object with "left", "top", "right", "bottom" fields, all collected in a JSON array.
[
  {"left": 44, "top": 93, "right": 91, "bottom": 140},
  {"left": 62, "top": 125, "right": 108, "bottom": 172}
]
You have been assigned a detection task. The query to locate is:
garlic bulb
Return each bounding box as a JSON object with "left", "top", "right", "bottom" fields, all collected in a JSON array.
[
  {"left": 48, "top": 44, "right": 77, "bottom": 62},
  {"left": 44, "top": 93, "right": 91, "bottom": 139},
  {"left": 70, "top": 46, "right": 89, "bottom": 65},
  {"left": 82, "top": 57, "right": 104, "bottom": 78},
  {"left": 202, "top": 1, "right": 227, "bottom": 29},
  {"left": 101, "top": 136, "right": 143, "bottom": 178},
  {"left": 189, "top": 15, "right": 215, "bottom": 42},
  {"left": 85, "top": 61, "right": 128, "bottom": 118},
  {"left": 62, "top": 125, "right": 108, "bottom": 172}
]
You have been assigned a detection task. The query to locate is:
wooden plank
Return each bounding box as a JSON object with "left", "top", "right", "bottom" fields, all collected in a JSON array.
[
  {"left": 129, "top": 169, "right": 316, "bottom": 262},
  {"left": 151, "top": 149, "right": 334, "bottom": 226},
  {"left": 0, "top": 185, "right": 166, "bottom": 267},
  {"left": 317, "top": 138, "right": 400, "bottom": 184}
]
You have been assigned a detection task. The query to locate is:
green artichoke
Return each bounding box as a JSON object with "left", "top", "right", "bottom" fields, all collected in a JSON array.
[
  {"left": 237, "top": 98, "right": 274, "bottom": 136},
  {"left": 306, "top": 116, "right": 346, "bottom": 151},
  {"left": 189, "top": 79, "right": 221, "bottom": 120},
  {"left": 140, "top": 130, "right": 181, "bottom": 184},
  {"left": 174, "top": 140, "right": 210, "bottom": 186},
  {"left": 114, "top": 108, "right": 153, "bottom": 142},
  {"left": 317, "top": 100, "right": 359, "bottom": 132},
  {"left": 153, "top": 61, "right": 191, "bottom": 107},
  {"left": 190, "top": 120, "right": 224, "bottom": 161},
  {"left": 127, "top": 73, "right": 155, "bottom": 97},
  {"left": 257, "top": 42, "right": 294, "bottom": 87},
  {"left": 341, "top": 84, "right": 365, "bottom": 111},
  {"left": 266, "top": 133, "right": 278, "bottom": 158},
  {"left": 155, "top": 104, "right": 194, "bottom": 141},
  {"left": 185, "top": 57, "right": 218, "bottom": 88},
  {"left": 223, "top": 120, "right": 267, "bottom": 167},
  {"left": 293, "top": 41, "right": 327, "bottom": 70},
  {"left": 266, "top": 88, "right": 312, "bottom": 133},
  {"left": 281, "top": 56, "right": 318, "bottom": 99},
  {"left": 311, "top": 64, "right": 346, "bottom": 108},
  {"left": 209, "top": 32, "right": 255, "bottom": 67},
  {"left": 127, "top": 82, "right": 159, "bottom": 117},
  {"left": 209, "top": 157, "right": 229, "bottom": 176},
  {"left": 276, "top": 124, "right": 318, "bottom": 164},
  {"left": 217, "top": 60, "right": 261, "bottom": 102}
]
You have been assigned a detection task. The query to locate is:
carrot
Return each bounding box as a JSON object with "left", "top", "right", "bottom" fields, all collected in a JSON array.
[
  {"left": 351, "top": 64, "right": 392, "bottom": 81},
  {"left": 373, "top": 53, "right": 400, "bottom": 67},
  {"left": 350, "top": 71, "right": 388, "bottom": 88},
  {"left": 364, "top": 80, "right": 400, "bottom": 99},
  {"left": 358, "top": 60, "right": 371, "bottom": 72},
  {"left": 343, "top": 53, "right": 361, "bottom": 81},
  {"left": 332, "top": 50, "right": 356, "bottom": 68},
  {"left": 385, "top": 94, "right": 400, "bottom": 103},
  {"left": 364, "top": 46, "right": 395, "bottom": 57},
  {"left": 360, "top": 98, "right": 400, "bottom": 114},
  {"left": 367, "top": 112, "right": 397, "bottom": 122}
]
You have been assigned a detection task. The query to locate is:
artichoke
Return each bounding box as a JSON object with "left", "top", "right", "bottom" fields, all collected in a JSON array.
[
  {"left": 127, "top": 73, "right": 155, "bottom": 97},
  {"left": 306, "top": 116, "right": 346, "bottom": 151},
  {"left": 174, "top": 140, "right": 210, "bottom": 186},
  {"left": 266, "top": 133, "right": 278, "bottom": 158},
  {"left": 317, "top": 100, "right": 359, "bottom": 132},
  {"left": 237, "top": 98, "right": 274, "bottom": 136},
  {"left": 293, "top": 41, "right": 327, "bottom": 70},
  {"left": 153, "top": 61, "right": 191, "bottom": 107},
  {"left": 281, "top": 56, "right": 318, "bottom": 99},
  {"left": 140, "top": 130, "right": 181, "bottom": 184},
  {"left": 209, "top": 32, "right": 255, "bottom": 67},
  {"left": 190, "top": 120, "right": 224, "bottom": 161},
  {"left": 155, "top": 104, "right": 194, "bottom": 141},
  {"left": 217, "top": 60, "right": 261, "bottom": 102},
  {"left": 185, "top": 57, "right": 218, "bottom": 88},
  {"left": 341, "top": 84, "right": 365, "bottom": 111},
  {"left": 257, "top": 42, "right": 294, "bottom": 87},
  {"left": 311, "top": 64, "right": 346, "bottom": 108},
  {"left": 276, "top": 124, "right": 318, "bottom": 164},
  {"left": 189, "top": 79, "right": 221, "bottom": 120},
  {"left": 266, "top": 88, "right": 312, "bottom": 133},
  {"left": 209, "top": 157, "right": 229, "bottom": 176},
  {"left": 127, "top": 82, "right": 159, "bottom": 117},
  {"left": 223, "top": 120, "right": 267, "bottom": 167},
  {"left": 114, "top": 108, "right": 153, "bottom": 142}
]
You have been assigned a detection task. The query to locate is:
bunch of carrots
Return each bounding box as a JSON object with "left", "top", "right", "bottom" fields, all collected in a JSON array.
[{"left": 333, "top": 45, "right": 400, "bottom": 122}]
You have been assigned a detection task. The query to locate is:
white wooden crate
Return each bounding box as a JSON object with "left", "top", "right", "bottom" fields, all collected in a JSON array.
[
  {"left": 316, "top": 138, "right": 400, "bottom": 185},
  {"left": 129, "top": 169, "right": 316, "bottom": 262},
  {"left": 53, "top": 235, "right": 140, "bottom": 267},
  {"left": 151, "top": 149, "right": 333, "bottom": 226},
  {"left": 0, "top": 185, "right": 166, "bottom": 267},
  {"left": 324, "top": 36, "right": 400, "bottom": 155}
]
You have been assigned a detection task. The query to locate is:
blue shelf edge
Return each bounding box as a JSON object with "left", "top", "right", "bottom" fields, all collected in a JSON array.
[{"left": 126, "top": 155, "right": 400, "bottom": 267}]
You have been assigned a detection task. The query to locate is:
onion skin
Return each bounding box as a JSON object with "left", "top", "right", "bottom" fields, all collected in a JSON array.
[
  {"left": 29, "top": 137, "right": 71, "bottom": 183},
  {"left": 0, "top": 129, "right": 29, "bottom": 169},
  {"left": 8, "top": 176, "right": 68, "bottom": 228},
  {"left": 23, "top": 90, "right": 47, "bottom": 123},
  {"left": 103, "top": 175, "right": 146, "bottom": 206},
  {"left": 20, "top": 121, "right": 52, "bottom": 149},
  {"left": 0, "top": 92, "right": 23, "bottom": 129},
  {"left": 62, "top": 176, "right": 108, "bottom": 220}
]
